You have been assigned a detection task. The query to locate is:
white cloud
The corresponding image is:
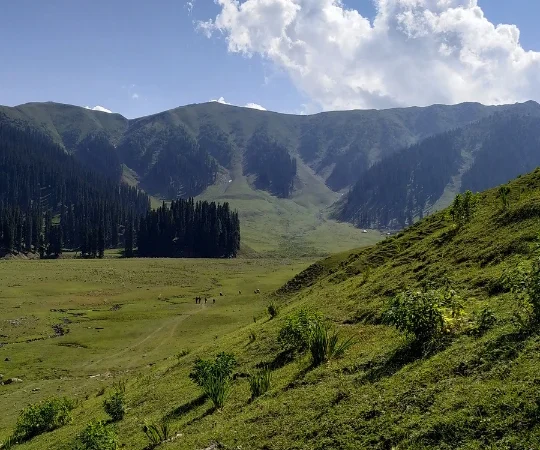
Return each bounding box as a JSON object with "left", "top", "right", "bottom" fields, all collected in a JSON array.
[
  {"left": 84, "top": 105, "right": 113, "bottom": 113},
  {"left": 198, "top": 0, "right": 540, "bottom": 110},
  {"left": 245, "top": 102, "right": 267, "bottom": 110},
  {"left": 211, "top": 96, "right": 267, "bottom": 110},
  {"left": 132, "top": 93, "right": 140, "bottom": 99}
]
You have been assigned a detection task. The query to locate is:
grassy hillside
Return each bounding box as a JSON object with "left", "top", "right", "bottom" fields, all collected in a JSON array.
[{"left": 5, "top": 169, "right": 540, "bottom": 448}]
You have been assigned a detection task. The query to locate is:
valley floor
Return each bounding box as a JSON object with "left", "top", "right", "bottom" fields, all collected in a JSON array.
[{"left": 0, "top": 257, "right": 313, "bottom": 448}]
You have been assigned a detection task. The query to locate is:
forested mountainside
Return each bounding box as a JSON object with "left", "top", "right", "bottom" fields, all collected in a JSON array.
[
  {"left": 0, "top": 101, "right": 512, "bottom": 199},
  {"left": 0, "top": 122, "right": 240, "bottom": 259},
  {"left": 2, "top": 100, "right": 540, "bottom": 240},
  {"left": 0, "top": 122, "right": 149, "bottom": 257},
  {"left": 337, "top": 110, "right": 540, "bottom": 229}
]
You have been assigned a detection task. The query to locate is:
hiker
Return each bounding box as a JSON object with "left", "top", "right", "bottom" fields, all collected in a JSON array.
[
  {"left": 205, "top": 298, "right": 207, "bottom": 304},
  {"left": 213, "top": 298, "right": 216, "bottom": 304}
]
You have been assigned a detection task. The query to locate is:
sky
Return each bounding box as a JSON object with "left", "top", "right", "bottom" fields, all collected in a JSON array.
[{"left": 1, "top": 0, "right": 539, "bottom": 118}]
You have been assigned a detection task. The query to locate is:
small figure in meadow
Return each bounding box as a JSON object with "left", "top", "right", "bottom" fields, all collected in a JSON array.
[
  {"left": 213, "top": 299, "right": 216, "bottom": 304},
  {"left": 220, "top": 292, "right": 223, "bottom": 296},
  {"left": 205, "top": 298, "right": 207, "bottom": 304}
]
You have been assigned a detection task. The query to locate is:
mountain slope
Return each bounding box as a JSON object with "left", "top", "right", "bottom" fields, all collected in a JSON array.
[
  {"left": 337, "top": 107, "right": 540, "bottom": 228},
  {"left": 1, "top": 100, "right": 538, "bottom": 254},
  {"left": 7, "top": 162, "right": 540, "bottom": 449}
]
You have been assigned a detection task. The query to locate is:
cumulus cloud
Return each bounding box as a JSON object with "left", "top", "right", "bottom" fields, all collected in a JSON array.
[
  {"left": 211, "top": 97, "right": 267, "bottom": 110},
  {"left": 132, "top": 93, "right": 140, "bottom": 100},
  {"left": 84, "top": 105, "right": 113, "bottom": 113},
  {"left": 198, "top": 0, "right": 540, "bottom": 110}
]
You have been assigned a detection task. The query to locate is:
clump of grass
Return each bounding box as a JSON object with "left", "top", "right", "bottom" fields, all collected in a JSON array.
[
  {"left": 142, "top": 419, "right": 171, "bottom": 448},
  {"left": 190, "top": 352, "right": 236, "bottom": 409},
  {"left": 309, "top": 321, "right": 355, "bottom": 367},
  {"left": 176, "top": 349, "right": 190, "bottom": 361},
  {"left": 8, "top": 397, "right": 75, "bottom": 445},
  {"left": 112, "top": 379, "right": 126, "bottom": 394},
  {"left": 249, "top": 331, "right": 256, "bottom": 343},
  {"left": 267, "top": 302, "right": 278, "bottom": 319},
  {"left": 74, "top": 420, "right": 117, "bottom": 450},
  {"left": 248, "top": 366, "right": 272, "bottom": 400},
  {"left": 103, "top": 391, "right": 126, "bottom": 422}
]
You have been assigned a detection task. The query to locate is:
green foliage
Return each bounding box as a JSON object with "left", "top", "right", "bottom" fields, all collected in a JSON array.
[
  {"left": 267, "top": 302, "right": 279, "bottom": 319},
  {"left": 503, "top": 257, "right": 540, "bottom": 326},
  {"left": 142, "top": 419, "right": 171, "bottom": 448},
  {"left": 308, "top": 321, "right": 355, "bottom": 367},
  {"left": 278, "top": 309, "right": 323, "bottom": 353},
  {"left": 498, "top": 185, "right": 511, "bottom": 210},
  {"left": 248, "top": 367, "right": 272, "bottom": 400},
  {"left": 249, "top": 331, "right": 257, "bottom": 343},
  {"left": 10, "top": 397, "right": 75, "bottom": 444},
  {"left": 451, "top": 190, "right": 478, "bottom": 228},
  {"left": 384, "top": 288, "right": 464, "bottom": 346},
  {"left": 103, "top": 391, "right": 125, "bottom": 422},
  {"left": 74, "top": 421, "right": 117, "bottom": 450},
  {"left": 471, "top": 307, "right": 497, "bottom": 336},
  {"left": 189, "top": 352, "right": 236, "bottom": 409}
]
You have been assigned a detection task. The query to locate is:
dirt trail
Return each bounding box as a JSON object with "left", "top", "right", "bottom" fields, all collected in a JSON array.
[{"left": 83, "top": 305, "right": 206, "bottom": 369}]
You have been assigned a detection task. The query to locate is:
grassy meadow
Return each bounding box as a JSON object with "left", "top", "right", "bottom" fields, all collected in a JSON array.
[{"left": 0, "top": 257, "right": 313, "bottom": 448}]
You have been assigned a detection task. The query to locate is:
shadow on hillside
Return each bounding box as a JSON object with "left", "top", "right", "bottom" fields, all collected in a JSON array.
[
  {"left": 165, "top": 394, "right": 207, "bottom": 420},
  {"left": 256, "top": 349, "right": 295, "bottom": 370}
]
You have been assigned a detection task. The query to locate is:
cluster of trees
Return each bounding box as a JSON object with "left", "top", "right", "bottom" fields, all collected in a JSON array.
[
  {"left": 134, "top": 198, "right": 240, "bottom": 258},
  {"left": 246, "top": 130, "right": 297, "bottom": 198},
  {"left": 0, "top": 122, "right": 149, "bottom": 257}
]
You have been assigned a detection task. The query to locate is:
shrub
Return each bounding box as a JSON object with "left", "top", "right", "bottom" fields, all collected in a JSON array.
[
  {"left": 103, "top": 391, "right": 125, "bottom": 422},
  {"left": 267, "top": 302, "right": 278, "bottom": 319},
  {"left": 248, "top": 367, "right": 272, "bottom": 400},
  {"left": 502, "top": 257, "right": 540, "bottom": 326},
  {"left": 308, "top": 321, "right": 355, "bottom": 367},
  {"left": 383, "top": 289, "right": 460, "bottom": 346},
  {"left": 189, "top": 352, "right": 236, "bottom": 409},
  {"left": 471, "top": 307, "right": 497, "bottom": 336},
  {"left": 142, "top": 419, "right": 171, "bottom": 448},
  {"left": 278, "top": 309, "right": 323, "bottom": 353},
  {"left": 10, "top": 397, "right": 75, "bottom": 444},
  {"left": 74, "top": 421, "right": 117, "bottom": 450}
]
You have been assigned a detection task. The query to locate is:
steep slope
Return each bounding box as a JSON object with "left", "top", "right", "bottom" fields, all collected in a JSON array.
[
  {"left": 337, "top": 106, "right": 540, "bottom": 228},
  {"left": 8, "top": 164, "right": 540, "bottom": 449}
]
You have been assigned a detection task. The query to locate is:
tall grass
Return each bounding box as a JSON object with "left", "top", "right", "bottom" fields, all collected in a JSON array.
[
  {"left": 142, "top": 419, "right": 171, "bottom": 448},
  {"left": 248, "top": 367, "right": 272, "bottom": 400},
  {"left": 309, "top": 321, "right": 355, "bottom": 367}
]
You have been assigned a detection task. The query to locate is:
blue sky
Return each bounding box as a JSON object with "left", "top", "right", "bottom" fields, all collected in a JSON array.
[{"left": 1, "top": 0, "right": 539, "bottom": 118}]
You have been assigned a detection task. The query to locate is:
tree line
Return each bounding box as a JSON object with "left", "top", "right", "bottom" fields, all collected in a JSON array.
[
  {"left": 0, "top": 121, "right": 242, "bottom": 259},
  {"left": 132, "top": 198, "right": 240, "bottom": 258}
]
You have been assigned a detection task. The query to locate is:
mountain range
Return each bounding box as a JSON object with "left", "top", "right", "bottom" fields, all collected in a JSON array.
[{"left": 1, "top": 100, "right": 539, "bottom": 253}]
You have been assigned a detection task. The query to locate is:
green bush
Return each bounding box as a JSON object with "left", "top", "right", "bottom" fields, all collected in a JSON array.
[
  {"left": 10, "top": 397, "right": 75, "bottom": 444},
  {"left": 384, "top": 290, "right": 444, "bottom": 344},
  {"left": 142, "top": 419, "right": 171, "bottom": 448},
  {"left": 502, "top": 258, "right": 540, "bottom": 326},
  {"left": 74, "top": 421, "right": 117, "bottom": 450},
  {"left": 248, "top": 367, "right": 272, "bottom": 400},
  {"left": 278, "top": 309, "right": 323, "bottom": 353},
  {"left": 309, "top": 321, "right": 355, "bottom": 367},
  {"left": 267, "top": 302, "right": 278, "bottom": 319},
  {"left": 189, "top": 352, "right": 236, "bottom": 409},
  {"left": 103, "top": 391, "right": 125, "bottom": 422}
]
